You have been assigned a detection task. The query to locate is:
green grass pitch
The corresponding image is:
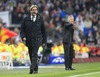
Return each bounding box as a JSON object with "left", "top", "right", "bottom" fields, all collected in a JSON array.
[{"left": 0, "top": 62, "right": 100, "bottom": 77}]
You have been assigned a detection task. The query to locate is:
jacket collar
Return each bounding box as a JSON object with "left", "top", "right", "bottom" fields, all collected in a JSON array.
[
  {"left": 26, "top": 14, "right": 40, "bottom": 21},
  {"left": 31, "top": 15, "right": 36, "bottom": 21}
]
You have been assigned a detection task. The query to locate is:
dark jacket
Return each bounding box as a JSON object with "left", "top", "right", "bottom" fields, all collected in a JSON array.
[
  {"left": 20, "top": 14, "right": 47, "bottom": 47},
  {"left": 63, "top": 22, "right": 74, "bottom": 44}
]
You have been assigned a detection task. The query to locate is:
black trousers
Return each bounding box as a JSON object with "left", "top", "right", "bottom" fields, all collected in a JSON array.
[
  {"left": 63, "top": 42, "right": 74, "bottom": 68},
  {"left": 28, "top": 41, "right": 41, "bottom": 71}
]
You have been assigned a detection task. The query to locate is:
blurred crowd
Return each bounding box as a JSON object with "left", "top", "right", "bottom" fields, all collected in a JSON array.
[{"left": 0, "top": 0, "right": 100, "bottom": 58}]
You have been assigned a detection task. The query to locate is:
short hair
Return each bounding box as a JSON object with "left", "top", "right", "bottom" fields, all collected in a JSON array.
[{"left": 29, "top": 5, "right": 38, "bottom": 11}]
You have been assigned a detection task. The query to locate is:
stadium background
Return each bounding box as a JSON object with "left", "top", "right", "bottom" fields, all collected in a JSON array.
[{"left": 0, "top": 0, "right": 100, "bottom": 66}]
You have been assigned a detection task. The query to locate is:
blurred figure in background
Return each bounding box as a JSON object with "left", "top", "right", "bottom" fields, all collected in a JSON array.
[{"left": 63, "top": 15, "right": 75, "bottom": 70}]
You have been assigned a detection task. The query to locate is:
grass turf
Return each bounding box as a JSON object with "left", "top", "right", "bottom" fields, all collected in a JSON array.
[{"left": 0, "top": 62, "right": 100, "bottom": 77}]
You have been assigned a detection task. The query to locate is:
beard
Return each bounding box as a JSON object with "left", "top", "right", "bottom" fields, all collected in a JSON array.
[{"left": 32, "top": 11, "right": 37, "bottom": 16}]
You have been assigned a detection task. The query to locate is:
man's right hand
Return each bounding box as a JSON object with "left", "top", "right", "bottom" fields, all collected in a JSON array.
[
  {"left": 23, "top": 37, "right": 26, "bottom": 41},
  {"left": 22, "top": 37, "right": 26, "bottom": 45}
]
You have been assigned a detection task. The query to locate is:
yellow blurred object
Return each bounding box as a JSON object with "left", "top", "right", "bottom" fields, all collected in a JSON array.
[
  {"left": 82, "top": 47, "right": 90, "bottom": 53},
  {"left": 4, "top": 44, "right": 11, "bottom": 52},
  {"left": 9, "top": 44, "right": 17, "bottom": 59},
  {"left": 58, "top": 44, "right": 64, "bottom": 54},
  {"left": 51, "top": 44, "right": 59, "bottom": 56},
  {"left": 16, "top": 42, "right": 28, "bottom": 59},
  {"left": 0, "top": 42, "right": 6, "bottom": 52},
  {"left": 39, "top": 46, "right": 43, "bottom": 53},
  {"left": 73, "top": 44, "right": 80, "bottom": 52}
]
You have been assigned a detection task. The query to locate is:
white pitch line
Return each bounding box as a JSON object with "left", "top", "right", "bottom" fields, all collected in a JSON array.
[
  {"left": 13, "top": 66, "right": 64, "bottom": 69},
  {"left": 69, "top": 71, "right": 100, "bottom": 77}
]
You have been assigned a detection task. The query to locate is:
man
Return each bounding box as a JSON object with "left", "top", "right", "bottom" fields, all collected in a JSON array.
[
  {"left": 63, "top": 15, "right": 75, "bottom": 70},
  {"left": 20, "top": 5, "right": 47, "bottom": 74}
]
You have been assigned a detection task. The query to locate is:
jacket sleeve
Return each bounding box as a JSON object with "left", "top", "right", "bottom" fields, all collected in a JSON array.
[
  {"left": 20, "top": 18, "right": 26, "bottom": 41},
  {"left": 64, "top": 22, "right": 73, "bottom": 28},
  {"left": 41, "top": 18, "right": 47, "bottom": 44}
]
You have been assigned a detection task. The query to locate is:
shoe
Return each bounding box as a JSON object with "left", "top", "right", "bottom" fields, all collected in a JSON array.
[
  {"left": 33, "top": 71, "right": 38, "bottom": 74},
  {"left": 69, "top": 68, "right": 75, "bottom": 70},
  {"left": 29, "top": 70, "right": 33, "bottom": 74},
  {"left": 65, "top": 68, "right": 75, "bottom": 70},
  {"left": 65, "top": 68, "right": 69, "bottom": 70}
]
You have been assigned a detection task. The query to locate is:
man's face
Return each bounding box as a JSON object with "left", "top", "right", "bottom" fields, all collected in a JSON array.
[
  {"left": 31, "top": 7, "right": 38, "bottom": 16},
  {"left": 68, "top": 15, "right": 74, "bottom": 23}
]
